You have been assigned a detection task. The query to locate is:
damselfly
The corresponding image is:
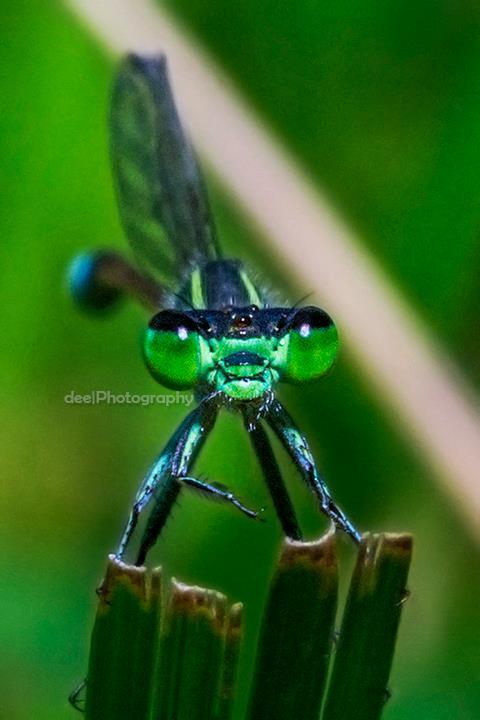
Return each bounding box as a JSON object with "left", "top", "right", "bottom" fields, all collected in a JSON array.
[{"left": 69, "top": 54, "right": 360, "bottom": 566}]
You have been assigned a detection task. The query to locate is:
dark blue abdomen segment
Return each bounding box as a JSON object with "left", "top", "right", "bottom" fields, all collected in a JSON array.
[{"left": 68, "top": 251, "right": 122, "bottom": 312}]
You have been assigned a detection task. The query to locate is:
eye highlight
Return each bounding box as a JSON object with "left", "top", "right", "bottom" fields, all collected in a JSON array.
[
  {"left": 144, "top": 310, "right": 204, "bottom": 389},
  {"left": 275, "top": 306, "right": 339, "bottom": 384}
]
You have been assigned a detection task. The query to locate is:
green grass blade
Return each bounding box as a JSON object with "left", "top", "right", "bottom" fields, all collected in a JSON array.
[
  {"left": 246, "top": 528, "right": 338, "bottom": 720},
  {"left": 85, "top": 556, "right": 162, "bottom": 720},
  {"left": 151, "top": 580, "right": 228, "bottom": 720},
  {"left": 130, "top": 567, "right": 162, "bottom": 718},
  {"left": 215, "top": 603, "right": 243, "bottom": 720},
  {"left": 322, "top": 533, "right": 413, "bottom": 720}
]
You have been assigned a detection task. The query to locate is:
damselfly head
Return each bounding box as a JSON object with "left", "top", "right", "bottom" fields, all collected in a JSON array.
[{"left": 142, "top": 304, "right": 339, "bottom": 399}]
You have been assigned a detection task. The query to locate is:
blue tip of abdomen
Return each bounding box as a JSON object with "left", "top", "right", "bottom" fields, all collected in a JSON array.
[{"left": 68, "top": 251, "right": 122, "bottom": 312}]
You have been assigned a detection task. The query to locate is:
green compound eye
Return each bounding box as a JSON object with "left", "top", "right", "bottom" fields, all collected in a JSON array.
[
  {"left": 143, "top": 310, "right": 203, "bottom": 389},
  {"left": 277, "top": 306, "right": 339, "bottom": 383}
]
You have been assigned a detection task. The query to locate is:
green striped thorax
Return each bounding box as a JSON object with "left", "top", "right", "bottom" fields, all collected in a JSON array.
[{"left": 143, "top": 260, "right": 339, "bottom": 401}]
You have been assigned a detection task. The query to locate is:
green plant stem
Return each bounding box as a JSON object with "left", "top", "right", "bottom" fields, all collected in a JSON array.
[
  {"left": 247, "top": 527, "right": 338, "bottom": 720},
  {"left": 85, "top": 556, "right": 161, "bottom": 720},
  {"left": 322, "top": 532, "right": 413, "bottom": 720},
  {"left": 80, "top": 533, "right": 412, "bottom": 720},
  {"left": 215, "top": 602, "right": 243, "bottom": 720},
  {"left": 151, "top": 580, "right": 230, "bottom": 720}
]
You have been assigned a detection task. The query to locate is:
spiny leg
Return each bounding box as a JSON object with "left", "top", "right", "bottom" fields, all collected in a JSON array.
[
  {"left": 134, "top": 398, "right": 219, "bottom": 565},
  {"left": 115, "top": 419, "right": 189, "bottom": 560},
  {"left": 134, "top": 476, "right": 181, "bottom": 566},
  {"left": 244, "top": 413, "right": 302, "bottom": 540},
  {"left": 180, "top": 475, "right": 264, "bottom": 520},
  {"left": 266, "top": 399, "right": 360, "bottom": 543},
  {"left": 116, "top": 398, "right": 218, "bottom": 562}
]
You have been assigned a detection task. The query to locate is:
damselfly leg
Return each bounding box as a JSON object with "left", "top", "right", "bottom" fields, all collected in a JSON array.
[
  {"left": 244, "top": 414, "right": 302, "bottom": 541},
  {"left": 266, "top": 399, "right": 361, "bottom": 543},
  {"left": 116, "top": 396, "right": 261, "bottom": 565}
]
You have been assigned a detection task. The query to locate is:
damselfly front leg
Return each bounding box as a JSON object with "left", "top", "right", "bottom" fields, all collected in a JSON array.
[
  {"left": 117, "top": 396, "right": 262, "bottom": 565},
  {"left": 116, "top": 398, "right": 217, "bottom": 564},
  {"left": 266, "top": 399, "right": 361, "bottom": 544}
]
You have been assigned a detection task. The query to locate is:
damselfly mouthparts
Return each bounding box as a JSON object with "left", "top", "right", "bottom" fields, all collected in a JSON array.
[{"left": 69, "top": 54, "right": 360, "bottom": 566}]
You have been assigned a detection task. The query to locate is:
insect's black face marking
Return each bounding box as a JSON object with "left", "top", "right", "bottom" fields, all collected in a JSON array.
[
  {"left": 149, "top": 307, "right": 296, "bottom": 340},
  {"left": 287, "top": 306, "right": 333, "bottom": 331},
  {"left": 149, "top": 306, "right": 332, "bottom": 341},
  {"left": 148, "top": 309, "right": 199, "bottom": 332}
]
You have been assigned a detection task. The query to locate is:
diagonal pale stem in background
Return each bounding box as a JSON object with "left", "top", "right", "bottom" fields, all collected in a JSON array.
[{"left": 66, "top": 0, "right": 480, "bottom": 540}]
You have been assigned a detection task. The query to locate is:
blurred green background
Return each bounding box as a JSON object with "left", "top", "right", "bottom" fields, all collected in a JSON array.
[{"left": 1, "top": 0, "right": 479, "bottom": 718}]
